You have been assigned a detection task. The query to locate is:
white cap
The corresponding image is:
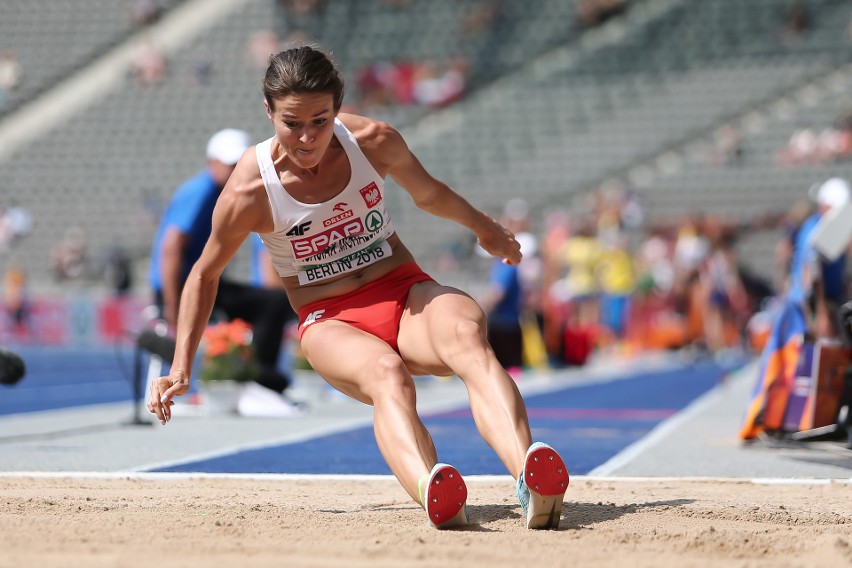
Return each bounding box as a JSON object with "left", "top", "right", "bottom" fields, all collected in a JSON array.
[
  {"left": 206, "top": 128, "right": 251, "bottom": 165},
  {"left": 809, "top": 177, "right": 850, "bottom": 210},
  {"left": 516, "top": 231, "right": 538, "bottom": 257}
]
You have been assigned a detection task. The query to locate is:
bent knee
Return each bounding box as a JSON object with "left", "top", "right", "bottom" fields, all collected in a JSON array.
[
  {"left": 375, "top": 353, "right": 408, "bottom": 376},
  {"left": 454, "top": 318, "right": 487, "bottom": 347},
  {"left": 367, "top": 354, "right": 415, "bottom": 398}
]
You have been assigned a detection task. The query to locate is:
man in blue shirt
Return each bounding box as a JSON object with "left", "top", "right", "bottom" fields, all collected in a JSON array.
[
  {"left": 790, "top": 177, "right": 850, "bottom": 338},
  {"left": 149, "top": 129, "right": 300, "bottom": 414}
]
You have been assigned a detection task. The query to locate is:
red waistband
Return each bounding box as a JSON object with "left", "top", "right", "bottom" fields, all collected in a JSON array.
[{"left": 296, "top": 262, "right": 430, "bottom": 320}]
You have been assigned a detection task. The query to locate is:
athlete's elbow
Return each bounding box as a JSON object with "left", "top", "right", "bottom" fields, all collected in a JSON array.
[
  {"left": 186, "top": 265, "right": 221, "bottom": 289},
  {"left": 413, "top": 188, "right": 444, "bottom": 212}
]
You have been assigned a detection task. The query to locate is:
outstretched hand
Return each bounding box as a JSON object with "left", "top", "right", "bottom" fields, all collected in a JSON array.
[
  {"left": 147, "top": 370, "right": 190, "bottom": 425},
  {"left": 476, "top": 215, "right": 522, "bottom": 266}
]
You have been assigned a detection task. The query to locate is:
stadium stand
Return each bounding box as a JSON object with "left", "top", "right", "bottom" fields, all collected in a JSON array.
[
  {"left": 0, "top": 0, "right": 187, "bottom": 117},
  {"left": 1, "top": 0, "right": 851, "bottom": 295}
]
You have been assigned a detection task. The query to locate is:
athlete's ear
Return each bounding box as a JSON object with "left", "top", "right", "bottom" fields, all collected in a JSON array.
[{"left": 264, "top": 99, "right": 273, "bottom": 122}]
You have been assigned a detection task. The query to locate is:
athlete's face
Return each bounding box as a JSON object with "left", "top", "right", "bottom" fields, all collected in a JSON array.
[{"left": 265, "top": 93, "right": 337, "bottom": 170}]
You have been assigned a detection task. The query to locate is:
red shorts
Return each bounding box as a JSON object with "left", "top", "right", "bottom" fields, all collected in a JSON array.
[{"left": 297, "top": 263, "right": 435, "bottom": 352}]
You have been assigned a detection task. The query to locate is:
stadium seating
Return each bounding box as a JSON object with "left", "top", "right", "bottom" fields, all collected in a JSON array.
[
  {"left": 2, "top": 0, "right": 852, "bottom": 294},
  {"left": 0, "top": 0, "right": 186, "bottom": 117}
]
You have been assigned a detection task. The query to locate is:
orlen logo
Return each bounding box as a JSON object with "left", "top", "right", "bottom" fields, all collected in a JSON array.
[
  {"left": 359, "top": 182, "right": 382, "bottom": 208},
  {"left": 323, "top": 208, "right": 353, "bottom": 227},
  {"left": 291, "top": 219, "right": 364, "bottom": 259}
]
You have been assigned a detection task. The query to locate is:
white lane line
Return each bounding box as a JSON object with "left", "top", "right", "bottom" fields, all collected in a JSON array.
[{"left": 587, "top": 362, "right": 755, "bottom": 476}]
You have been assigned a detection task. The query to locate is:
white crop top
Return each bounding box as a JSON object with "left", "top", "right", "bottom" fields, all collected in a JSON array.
[{"left": 255, "top": 118, "right": 396, "bottom": 285}]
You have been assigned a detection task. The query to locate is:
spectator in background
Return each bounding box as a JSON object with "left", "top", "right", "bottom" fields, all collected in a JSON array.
[
  {"left": 634, "top": 223, "right": 675, "bottom": 301},
  {"left": 411, "top": 58, "right": 468, "bottom": 108},
  {"left": 699, "top": 226, "right": 749, "bottom": 355},
  {"left": 707, "top": 123, "right": 743, "bottom": 166},
  {"left": 131, "top": 41, "right": 167, "bottom": 87},
  {"left": 557, "top": 220, "right": 602, "bottom": 332},
  {"left": 3, "top": 265, "right": 29, "bottom": 336},
  {"left": 777, "top": 125, "right": 819, "bottom": 166},
  {"left": 789, "top": 177, "right": 851, "bottom": 339},
  {"left": 103, "top": 245, "right": 134, "bottom": 296},
  {"left": 187, "top": 47, "right": 214, "bottom": 86},
  {"left": 548, "top": 219, "right": 602, "bottom": 366},
  {"left": 777, "top": 111, "right": 852, "bottom": 166},
  {"left": 247, "top": 29, "right": 282, "bottom": 69},
  {"left": 780, "top": 1, "right": 810, "bottom": 43},
  {"left": 149, "top": 128, "right": 303, "bottom": 416},
  {"left": 540, "top": 210, "right": 572, "bottom": 362},
  {"left": 596, "top": 232, "right": 635, "bottom": 342},
  {"left": 130, "top": 0, "right": 160, "bottom": 27},
  {"left": 774, "top": 199, "right": 813, "bottom": 293},
  {"left": 0, "top": 50, "right": 22, "bottom": 108},
  {"left": 478, "top": 199, "right": 536, "bottom": 376},
  {"left": 356, "top": 60, "right": 415, "bottom": 108},
  {"left": 50, "top": 227, "right": 88, "bottom": 282}
]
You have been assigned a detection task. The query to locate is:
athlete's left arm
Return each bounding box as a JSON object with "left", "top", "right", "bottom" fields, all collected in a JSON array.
[{"left": 375, "top": 121, "right": 521, "bottom": 265}]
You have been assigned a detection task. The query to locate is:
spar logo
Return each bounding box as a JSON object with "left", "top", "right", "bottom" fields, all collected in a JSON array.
[
  {"left": 291, "top": 219, "right": 364, "bottom": 259},
  {"left": 359, "top": 181, "right": 382, "bottom": 208},
  {"left": 365, "top": 210, "right": 384, "bottom": 232}
]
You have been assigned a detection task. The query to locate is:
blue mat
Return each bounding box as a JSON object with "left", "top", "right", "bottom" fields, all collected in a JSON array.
[{"left": 153, "top": 360, "right": 724, "bottom": 475}]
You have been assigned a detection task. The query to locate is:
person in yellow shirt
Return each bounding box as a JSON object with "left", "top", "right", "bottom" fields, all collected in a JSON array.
[{"left": 596, "top": 234, "right": 635, "bottom": 340}]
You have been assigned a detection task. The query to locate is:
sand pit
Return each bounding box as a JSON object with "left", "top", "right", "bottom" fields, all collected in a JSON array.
[{"left": 1, "top": 476, "right": 850, "bottom": 567}]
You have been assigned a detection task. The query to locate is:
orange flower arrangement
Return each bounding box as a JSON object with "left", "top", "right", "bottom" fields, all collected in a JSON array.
[{"left": 199, "top": 319, "right": 259, "bottom": 383}]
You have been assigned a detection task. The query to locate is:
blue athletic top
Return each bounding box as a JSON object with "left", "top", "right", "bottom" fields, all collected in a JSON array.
[
  {"left": 148, "top": 169, "right": 220, "bottom": 292},
  {"left": 250, "top": 233, "right": 266, "bottom": 288},
  {"left": 789, "top": 212, "right": 847, "bottom": 304},
  {"left": 488, "top": 259, "right": 522, "bottom": 325}
]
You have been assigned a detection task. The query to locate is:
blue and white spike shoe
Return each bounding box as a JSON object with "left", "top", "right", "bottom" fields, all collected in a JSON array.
[{"left": 516, "top": 442, "right": 569, "bottom": 529}]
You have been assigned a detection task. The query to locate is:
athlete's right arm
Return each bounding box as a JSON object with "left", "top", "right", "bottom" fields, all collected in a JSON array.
[{"left": 147, "top": 151, "right": 269, "bottom": 425}]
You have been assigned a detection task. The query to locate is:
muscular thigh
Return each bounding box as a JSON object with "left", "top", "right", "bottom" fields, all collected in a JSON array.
[
  {"left": 300, "top": 321, "right": 402, "bottom": 405},
  {"left": 396, "top": 281, "right": 487, "bottom": 375}
]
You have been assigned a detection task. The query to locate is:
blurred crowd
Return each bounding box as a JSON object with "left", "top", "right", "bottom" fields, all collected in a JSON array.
[
  {"left": 776, "top": 108, "right": 852, "bottom": 168},
  {"left": 459, "top": 176, "right": 851, "bottom": 371}
]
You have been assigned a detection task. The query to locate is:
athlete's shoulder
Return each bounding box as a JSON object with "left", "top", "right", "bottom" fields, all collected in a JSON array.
[
  {"left": 338, "top": 112, "right": 407, "bottom": 170},
  {"left": 226, "top": 145, "right": 263, "bottom": 195},
  {"left": 338, "top": 113, "right": 402, "bottom": 148},
  {"left": 219, "top": 146, "right": 269, "bottom": 214}
]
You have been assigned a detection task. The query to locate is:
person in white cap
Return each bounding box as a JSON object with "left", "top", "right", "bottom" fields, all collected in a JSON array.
[
  {"left": 789, "top": 177, "right": 850, "bottom": 337},
  {"left": 147, "top": 45, "right": 568, "bottom": 530},
  {"left": 148, "top": 128, "right": 304, "bottom": 416}
]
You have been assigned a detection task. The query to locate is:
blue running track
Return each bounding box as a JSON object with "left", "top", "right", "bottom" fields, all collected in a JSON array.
[
  {"left": 0, "top": 346, "right": 726, "bottom": 475},
  {"left": 153, "top": 361, "right": 725, "bottom": 475},
  {"left": 0, "top": 346, "right": 139, "bottom": 416}
]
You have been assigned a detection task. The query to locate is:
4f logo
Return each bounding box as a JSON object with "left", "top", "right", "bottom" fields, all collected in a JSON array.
[
  {"left": 285, "top": 221, "right": 312, "bottom": 237},
  {"left": 302, "top": 309, "right": 325, "bottom": 328},
  {"left": 359, "top": 182, "right": 382, "bottom": 208}
]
